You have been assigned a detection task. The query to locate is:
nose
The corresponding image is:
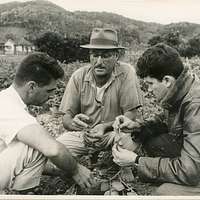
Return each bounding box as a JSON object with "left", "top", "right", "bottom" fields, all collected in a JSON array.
[
  {"left": 148, "top": 85, "right": 153, "bottom": 93},
  {"left": 96, "top": 56, "right": 102, "bottom": 64}
]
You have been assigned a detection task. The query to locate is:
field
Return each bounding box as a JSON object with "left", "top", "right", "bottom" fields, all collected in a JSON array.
[{"left": 1, "top": 53, "right": 200, "bottom": 195}]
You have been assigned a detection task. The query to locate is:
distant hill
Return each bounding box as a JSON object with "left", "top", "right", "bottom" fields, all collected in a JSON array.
[{"left": 0, "top": 0, "right": 200, "bottom": 46}]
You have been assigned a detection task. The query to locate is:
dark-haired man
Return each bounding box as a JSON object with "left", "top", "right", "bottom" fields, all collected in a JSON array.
[
  {"left": 57, "top": 28, "right": 142, "bottom": 157},
  {"left": 112, "top": 43, "right": 200, "bottom": 195},
  {"left": 0, "top": 52, "right": 94, "bottom": 193}
]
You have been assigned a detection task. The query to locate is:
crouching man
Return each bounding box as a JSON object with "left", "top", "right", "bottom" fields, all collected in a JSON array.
[
  {"left": 0, "top": 52, "right": 94, "bottom": 193},
  {"left": 112, "top": 43, "right": 200, "bottom": 195}
]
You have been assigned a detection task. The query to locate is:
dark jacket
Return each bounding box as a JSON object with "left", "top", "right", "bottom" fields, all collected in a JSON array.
[{"left": 137, "top": 67, "right": 200, "bottom": 186}]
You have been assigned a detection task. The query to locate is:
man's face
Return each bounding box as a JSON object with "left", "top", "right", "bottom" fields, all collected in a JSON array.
[
  {"left": 30, "top": 79, "right": 57, "bottom": 106},
  {"left": 144, "top": 76, "right": 170, "bottom": 103},
  {"left": 90, "top": 49, "right": 118, "bottom": 77}
]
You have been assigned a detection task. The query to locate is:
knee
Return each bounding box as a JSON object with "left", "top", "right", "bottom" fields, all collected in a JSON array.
[{"left": 152, "top": 183, "right": 173, "bottom": 195}]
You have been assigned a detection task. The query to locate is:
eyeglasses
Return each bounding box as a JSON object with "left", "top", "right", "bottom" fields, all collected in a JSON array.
[{"left": 90, "top": 50, "right": 116, "bottom": 59}]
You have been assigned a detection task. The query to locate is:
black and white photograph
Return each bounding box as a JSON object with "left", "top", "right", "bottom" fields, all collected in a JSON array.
[{"left": 0, "top": 0, "right": 200, "bottom": 198}]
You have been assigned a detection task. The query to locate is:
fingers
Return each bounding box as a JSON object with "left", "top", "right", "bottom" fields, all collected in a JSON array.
[
  {"left": 119, "top": 120, "right": 130, "bottom": 129},
  {"left": 82, "top": 179, "right": 92, "bottom": 189},
  {"left": 88, "top": 172, "right": 96, "bottom": 185},
  {"left": 113, "top": 115, "right": 133, "bottom": 131},
  {"left": 73, "top": 114, "right": 89, "bottom": 128},
  {"left": 88, "top": 125, "right": 105, "bottom": 139},
  {"left": 84, "top": 131, "right": 101, "bottom": 141},
  {"left": 112, "top": 144, "right": 124, "bottom": 166},
  {"left": 83, "top": 173, "right": 96, "bottom": 189},
  {"left": 73, "top": 165, "right": 96, "bottom": 190},
  {"left": 119, "top": 118, "right": 134, "bottom": 129},
  {"left": 112, "top": 115, "right": 124, "bottom": 129},
  {"left": 112, "top": 143, "right": 118, "bottom": 157},
  {"left": 77, "top": 113, "right": 90, "bottom": 122},
  {"left": 84, "top": 135, "right": 99, "bottom": 143}
]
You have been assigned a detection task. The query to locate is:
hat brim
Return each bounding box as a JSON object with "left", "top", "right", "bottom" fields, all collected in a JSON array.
[{"left": 80, "top": 44, "right": 126, "bottom": 49}]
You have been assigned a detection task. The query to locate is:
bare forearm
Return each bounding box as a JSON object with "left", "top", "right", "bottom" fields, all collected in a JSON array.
[
  {"left": 62, "top": 113, "right": 75, "bottom": 131},
  {"left": 49, "top": 144, "right": 78, "bottom": 177}
]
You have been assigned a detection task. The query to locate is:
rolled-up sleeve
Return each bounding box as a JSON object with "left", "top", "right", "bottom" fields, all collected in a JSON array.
[
  {"left": 59, "top": 73, "right": 81, "bottom": 117},
  {"left": 137, "top": 102, "right": 200, "bottom": 186}
]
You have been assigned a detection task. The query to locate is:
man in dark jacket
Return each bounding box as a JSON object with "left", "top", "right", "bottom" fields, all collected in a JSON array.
[{"left": 112, "top": 43, "right": 200, "bottom": 195}]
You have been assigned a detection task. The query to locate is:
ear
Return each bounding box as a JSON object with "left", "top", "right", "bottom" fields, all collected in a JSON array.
[
  {"left": 116, "top": 51, "right": 120, "bottom": 60},
  {"left": 162, "top": 75, "right": 175, "bottom": 88},
  {"left": 25, "top": 81, "right": 38, "bottom": 93}
]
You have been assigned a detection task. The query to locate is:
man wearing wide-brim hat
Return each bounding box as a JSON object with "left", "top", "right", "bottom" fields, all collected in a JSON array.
[{"left": 57, "top": 28, "right": 143, "bottom": 158}]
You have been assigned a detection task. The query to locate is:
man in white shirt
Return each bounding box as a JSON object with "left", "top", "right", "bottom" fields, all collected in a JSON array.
[{"left": 0, "top": 52, "right": 94, "bottom": 193}]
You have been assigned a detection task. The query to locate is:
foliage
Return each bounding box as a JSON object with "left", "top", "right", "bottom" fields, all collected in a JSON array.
[
  {"left": 148, "top": 30, "right": 200, "bottom": 58},
  {"left": 148, "top": 35, "right": 163, "bottom": 46},
  {"left": 33, "top": 31, "right": 90, "bottom": 63},
  {"left": 181, "top": 34, "right": 200, "bottom": 58},
  {"left": 0, "top": 57, "right": 16, "bottom": 90},
  {"left": 62, "top": 36, "right": 90, "bottom": 63},
  {"left": 148, "top": 31, "right": 182, "bottom": 50},
  {"left": 1, "top": 1, "right": 200, "bottom": 48},
  {"left": 0, "top": 0, "right": 162, "bottom": 45},
  {"left": 2, "top": 48, "right": 200, "bottom": 195},
  {"left": 33, "top": 32, "right": 64, "bottom": 61}
]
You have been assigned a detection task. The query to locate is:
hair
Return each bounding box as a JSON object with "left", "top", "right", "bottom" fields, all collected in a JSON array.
[
  {"left": 14, "top": 52, "right": 64, "bottom": 87},
  {"left": 136, "top": 43, "right": 184, "bottom": 81}
]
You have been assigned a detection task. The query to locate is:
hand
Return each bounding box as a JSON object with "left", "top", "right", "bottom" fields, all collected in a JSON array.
[
  {"left": 113, "top": 115, "right": 140, "bottom": 133},
  {"left": 72, "top": 164, "right": 96, "bottom": 190},
  {"left": 95, "top": 131, "right": 116, "bottom": 149},
  {"left": 112, "top": 144, "right": 138, "bottom": 167},
  {"left": 86, "top": 123, "right": 107, "bottom": 140},
  {"left": 72, "top": 114, "right": 92, "bottom": 130}
]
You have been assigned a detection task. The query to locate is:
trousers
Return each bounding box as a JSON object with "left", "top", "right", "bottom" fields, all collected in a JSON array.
[{"left": 0, "top": 141, "right": 46, "bottom": 191}]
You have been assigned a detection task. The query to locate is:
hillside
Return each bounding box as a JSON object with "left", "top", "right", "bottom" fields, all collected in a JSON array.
[{"left": 0, "top": 0, "right": 200, "bottom": 45}]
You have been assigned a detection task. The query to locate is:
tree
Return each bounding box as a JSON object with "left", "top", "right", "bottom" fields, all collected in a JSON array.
[
  {"left": 5, "top": 33, "right": 16, "bottom": 40},
  {"left": 182, "top": 34, "right": 200, "bottom": 57},
  {"left": 33, "top": 31, "right": 64, "bottom": 61},
  {"left": 163, "top": 31, "right": 181, "bottom": 46},
  {"left": 33, "top": 31, "right": 90, "bottom": 63},
  {"left": 148, "top": 35, "right": 163, "bottom": 46}
]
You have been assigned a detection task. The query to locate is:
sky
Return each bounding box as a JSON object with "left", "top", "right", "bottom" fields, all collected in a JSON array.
[{"left": 0, "top": 0, "right": 200, "bottom": 24}]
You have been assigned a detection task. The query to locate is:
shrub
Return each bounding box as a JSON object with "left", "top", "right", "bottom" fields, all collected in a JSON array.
[
  {"left": 0, "top": 58, "right": 16, "bottom": 90},
  {"left": 181, "top": 35, "right": 200, "bottom": 58},
  {"left": 33, "top": 31, "right": 90, "bottom": 63}
]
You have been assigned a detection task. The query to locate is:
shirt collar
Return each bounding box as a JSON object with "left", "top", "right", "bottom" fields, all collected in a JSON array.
[
  {"left": 9, "top": 84, "right": 28, "bottom": 110},
  {"left": 161, "top": 67, "right": 194, "bottom": 110}
]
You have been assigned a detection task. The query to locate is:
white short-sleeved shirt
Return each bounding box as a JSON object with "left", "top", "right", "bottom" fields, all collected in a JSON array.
[{"left": 0, "top": 85, "right": 37, "bottom": 149}]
